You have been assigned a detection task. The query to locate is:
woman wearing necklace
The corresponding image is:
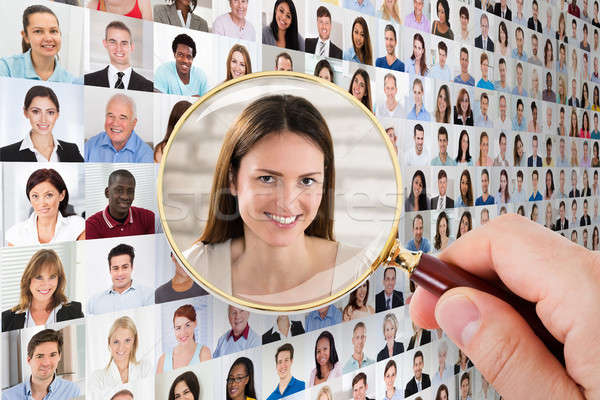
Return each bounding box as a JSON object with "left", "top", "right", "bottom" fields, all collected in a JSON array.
[
  {"left": 1, "top": 249, "right": 83, "bottom": 332},
  {"left": 0, "top": 86, "right": 83, "bottom": 162},
  {"left": 154, "top": 0, "right": 209, "bottom": 31}
]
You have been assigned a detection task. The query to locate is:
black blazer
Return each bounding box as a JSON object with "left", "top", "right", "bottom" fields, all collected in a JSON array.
[
  {"left": 262, "top": 320, "right": 305, "bottom": 344},
  {"left": 404, "top": 374, "right": 431, "bottom": 397},
  {"left": 580, "top": 214, "right": 591, "bottom": 226},
  {"left": 305, "top": 38, "right": 343, "bottom": 59},
  {"left": 0, "top": 139, "right": 83, "bottom": 162},
  {"left": 377, "top": 341, "right": 404, "bottom": 361},
  {"left": 554, "top": 218, "right": 568, "bottom": 231},
  {"left": 375, "top": 290, "right": 404, "bottom": 312},
  {"left": 527, "top": 155, "right": 542, "bottom": 167},
  {"left": 84, "top": 66, "right": 154, "bottom": 92},
  {"left": 453, "top": 107, "right": 474, "bottom": 126},
  {"left": 454, "top": 360, "right": 474, "bottom": 374},
  {"left": 430, "top": 196, "right": 454, "bottom": 209},
  {"left": 568, "top": 97, "right": 580, "bottom": 107},
  {"left": 494, "top": 3, "right": 512, "bottom": 20},
  {"left": 2, "top": 302, "right": 84, "bottom": 332},
  {"left": 407, "top": 330, "right": 431, "bottom": 350},
  {"left": 474, "top": 0, "right": 493, "bottom": 12},
  {"left": 528, "top": 17, "right": 543, "bottom": 33},
  {"left": 569, "top": 188, "right": 581, "bottom": 198},
  {"left": 474, "top": 35, "right": 495, "bottom": 51}
]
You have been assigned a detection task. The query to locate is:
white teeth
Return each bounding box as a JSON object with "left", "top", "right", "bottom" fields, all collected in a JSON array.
[
  {"left": 111, "top": 128, "right": 122, "bottom": 133},
  {"left": 268, "top": 213, "right": 297, "bottom": 225}
]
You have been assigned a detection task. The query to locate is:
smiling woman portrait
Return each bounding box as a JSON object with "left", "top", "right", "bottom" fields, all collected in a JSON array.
[
  {"left": 5, "top": 168, "right": 85, "bottom": 246},
  {"left": 1, "top": 249, "right": 83, "bottom": 332},
  {"left": 181, "top": 94, "right": 363, "bottom": 305}
]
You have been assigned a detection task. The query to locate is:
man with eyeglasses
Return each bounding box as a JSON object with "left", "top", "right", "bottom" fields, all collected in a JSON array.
[
  {"left": 85, "top": 21, "right": 153, "bottom": 92},
  {"left": 154, "top": 33, "right": 207, "bottom": 96}
]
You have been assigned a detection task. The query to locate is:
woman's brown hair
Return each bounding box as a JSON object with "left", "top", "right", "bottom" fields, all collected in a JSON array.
[
  {"left": 225, "top": 44, "right": 252, "bottom": 81},
  {"left": 199, "top": 94, "right": 335, "bottom": 244},
  {"left": 13, "top": 249, "right": 68, "bottom": 313}
]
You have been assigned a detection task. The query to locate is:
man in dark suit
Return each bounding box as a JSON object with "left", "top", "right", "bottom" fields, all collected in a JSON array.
[
  {"left": 84, "top": 21, "right": 153, "bottom": 92},
  {"left": 262, "top": 315, "right": 305, "bottom": 344},
  {"left": 527, "top": 0, "right": 543, "bottom": 32},
  {"left": 554, "top": 201, "right": 569, "bottom": 231},
  {"left": 404, "top": 351, "right": 431, "bottom": 397},
  {"left": 494, "top": 0, "right": 512, "bottom": 20},
  {"left": 430, "top": 170, "right": 455, "bottom": 210},
  {"left": 527, "top": 135, "right": 543, "bottom": 167},
  {"left": 569, "top": 170, "right": 581, "bottom": 197},
  {"left": 304, "top": 6, "right": 342, "bottom": 59},
  {"left": 407, "top": 326, "right": 432, "bottom": 350},
  {"left": 375, "top": 267, "right": 404, "bottom": 312},
  {"left": 474, "top": 14, "right": 495, "bottom": 51}
]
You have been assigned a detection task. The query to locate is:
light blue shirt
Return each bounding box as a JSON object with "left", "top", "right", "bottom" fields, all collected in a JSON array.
[
  {"left": 431, "top": 155, "right": 457, "bottom": 166},
  {"left": 405, "top": 58, "right": 428, "bottom": 76},
  {"left": 453, "top": 74, "right": 475, "bottom": 86},
  {"left": 455, "top": 196, "right": 468, "bottom": 207},
  {"left": 494, "top": 81, "right": 509, "bottom": 93},
  {"left": 342, "top": 354, "right": 375, "bottom": 374},
  {"left": 84, "top": 130, "right": 154, "bottom": 163},
  {"left": 87, "top": 282, "right": 154, "bottom": 315},
  {"left": 512, "top": 86, "right": 528, "bottom": 97},
  {"left": 511, "top": 189, "right": 528, "bottom": 203},
  {"left": 476, "top": 112, "right": 494, "bottom": 128},
  {"left": 0, "top": 49, "right": 80, "bottom": 84},
  {"left": 213, "top": 326, "right": 260, "bottom": 358},
  {"left": 343, "top": 0, "right": 375, "bottom": 16},
  {"left": 407, "top": 105, "right": 431, "bottom": 121},
  {"left": 512, "top": 117, "right": 527, "bottom": 131},
  {"left": 428, "top": 64, "right": 452, "bottom": 82},
  {"left": 477, "top": 79, "right": 495, "bottom": 90},
  {"left": 154, "top": 61, "right": 207, "bottom": 96},
  {"left": 511, "top": 48, "right": 528, "bottom": 61},
  {"left": 556, "top": 156, "right": 570, "bottom": 167},
  {"left": 305, "top": 305, "right": 343, "bottom": 332},
  {"left": 406, "top": 238, "right": 431, "bottom": 253},
  {"left": 2, "top": 375, "right": 80, "bottom": 400},
  {"left": 343, "top": 47, "right": 362, "bottom": 63}
]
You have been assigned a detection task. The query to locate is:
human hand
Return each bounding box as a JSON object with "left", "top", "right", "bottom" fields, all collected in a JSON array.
[{"left": 410, "top": 214, "right": 600, "bottom": 399}]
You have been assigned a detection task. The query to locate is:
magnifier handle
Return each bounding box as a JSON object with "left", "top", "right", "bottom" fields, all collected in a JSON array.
[{"left": 413, "top": 253, "right": 565, "bottom": 366}]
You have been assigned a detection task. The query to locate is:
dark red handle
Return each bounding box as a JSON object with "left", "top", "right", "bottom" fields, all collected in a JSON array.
[{"left": 412, "top": 253, "right": 565, "bottom": 365}]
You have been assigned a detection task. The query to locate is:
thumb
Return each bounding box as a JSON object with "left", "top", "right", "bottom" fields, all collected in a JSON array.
[{"left": 434, "top": 287, "right": 584, "bottom": 400}]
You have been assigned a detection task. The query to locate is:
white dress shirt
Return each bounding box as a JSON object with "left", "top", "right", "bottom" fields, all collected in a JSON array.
[
  {"left": 315, "top": 38, "right": 331, "bottom": 57},
  {"left": 19, "top": 132, "right": 60, "bottom": 162},
  {"left": 6, "top": 212, "right": 85, "bottom": 246},
  {"left": 108, "top": 65, "right": 132, "bottom": 89}
]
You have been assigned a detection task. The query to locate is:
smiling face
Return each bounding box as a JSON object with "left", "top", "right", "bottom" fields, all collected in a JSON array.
[
  {"left": 352, "top": 73, "right": 366, "bottom": 100},
  {"left": 29, "top": 264, "right": 58, "bottom": 305},
  {"left": 384, "top": 31, "right": 396, "bottom": 55},
  {"left": 28, "top": 341, "right": 60, "bottom": 383},
  {"left": 103, "top": 27, "right": 133, "bottom": 69},
  {"left": 353, "top": 379, "right": 367, "bottom": 400},
  {"left": 437, "top": 89, "right": 447, "bottom": 115},
  {"left": 412, "top": 174, "right": 423, "bottom": 198},
  {"left": 500, "top": 173, "right": 508, "bottom": 192},
  {"left": 384, "top": 76, "right": 397, "bottom": 101},
  {"left": 275, "top": 1, "right": 292, "bottom": 31},
  {"left": 352, "top": 325, "right": 366, "bottom": 354},
  {"left": 317, "top": 15, "right": 331, "bottom": 41},
  {"left": 109, "top": 254, "right": 133, "bottom": 293},
  {"left": 413, "top": 216, "right": 424, "bottom": 241},
  {"left": 230, "top": 50, "right": 247, "bottom": 79},
  {"left": 24, "top": 96, "right": 59, "bottom": 136},
  {"left": 109, "top": 327, "right": 134, "bottom": 364},
  {"left": 173, "top": 380, "right": 195, "bottom": 400},
  {"left": 460, "top": 51, "right": 469, "bottom": 73},
  {"left": 315, "top": 337, "right": 331, "bottom": 367},
  {"left": 438, "top": 2, "right": 446, "bottom": 23},
  {"left": 438, "top": 215, "right": 448, "bottom": 238},
  {"left": 461, "top": 377, "right": 470, "bottom": 399},
  {"left": 104, "top": 97, "right": 137, "bottom": 150},
  {"left": 384, "top": 364, "right": 396, "bottom": 389},
  {"left": 174, "top": 316, "right": 196, "bottom": 345},
  {"left": 352, "top": 22, "right": 365, "bottom": 49},
  {"left": 276, "top": 350, "right": 292, "bottom": 380},
  {"left": 22, "top": 12, "right": 61, "bottom": 59},
  {"left": 106, "top": 175, "right": 135, "bottom": 217},
  {"left": 356, "top": 282, "right": 367, "bottom": 305},
  {"left": 413, "top": 82, "right": 423, "bottom": 107},
  {"left": 516, "top": 30, "right": 524, "bottom": 52},
  {"left": 230, "top": 0, "right": 248, "bottom": 19},
  {"left": 318, "top": 66, "right": 331, "bottom": 81},
  {"left": 517, "top": 103, "right": 524, "bottom": 123},
  {"left": 412, "top": 38, "right": 424, "bottom": 61},
  {"left": 413, "top": 355, "right": 424, "bottom": 380},
  {"left": 383, "top": 319, "right": 396, "bottom": 341},
  {"left": 174, "top": 43, "right": 194, "bottom": 79},
  {"left": 29, "top": 180, "right": 65, "bottom": 220},
  {"left": 231, "top": 131, "right": 324, "bottom": 247},
  {"left": 481, "top": 172, "right": 489, "bottom": 194},
  {"left": 227, "top": 363, "right": 249, "bottom": 399},
  {"left": 228, "top": 306, "right": 250, "bottom": 336}
]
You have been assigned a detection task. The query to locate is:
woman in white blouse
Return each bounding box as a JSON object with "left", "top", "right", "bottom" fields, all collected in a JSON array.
[
  {"left": 6, "top": 168, "right": 84, "bottom": 246},
  {"left": 89, "top": 316, "right": 152, "bottom": 393}
]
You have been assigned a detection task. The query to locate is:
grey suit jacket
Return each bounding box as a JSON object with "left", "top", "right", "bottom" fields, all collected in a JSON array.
[{"left": 153, "top": 4, "right": 208, "bottom": 32}]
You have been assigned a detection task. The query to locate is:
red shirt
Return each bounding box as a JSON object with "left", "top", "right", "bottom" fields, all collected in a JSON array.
[{"left": 86, "top": 206, "right": 155, "bottom": 239}]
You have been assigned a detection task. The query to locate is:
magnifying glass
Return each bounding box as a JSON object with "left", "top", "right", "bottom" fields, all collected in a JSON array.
[{"left": 158, "top": 71, "right": 563, "bottom": 364}]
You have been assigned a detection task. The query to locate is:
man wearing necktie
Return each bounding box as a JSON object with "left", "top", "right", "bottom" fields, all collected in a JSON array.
[
  {"left": 305, "top": 6, "right": 343, "bottom": 59},
  {"left": 84, "top": 20, "right": 154, "bottom": 92},
  {"left": 474, "top": 13, "right": 495, "bottom": 51},
  {"left": 375, "top": 267, "right": 404, "bottom": 312}
]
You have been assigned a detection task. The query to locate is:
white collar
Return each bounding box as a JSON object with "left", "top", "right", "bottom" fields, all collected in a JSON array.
[
  {"left": 272, "top": 318, "right": 292, "bottom": 338},
  {"left": 20, "top": 132, "right": 61, "bottom": 161},
  {"left": 108, "top": 64, "right": 132, "bottom": 76}
]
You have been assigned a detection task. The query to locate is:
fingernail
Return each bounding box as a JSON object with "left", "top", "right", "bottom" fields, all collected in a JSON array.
[{"left": 435, "top": 294, "right": 481, "bottom": 347}]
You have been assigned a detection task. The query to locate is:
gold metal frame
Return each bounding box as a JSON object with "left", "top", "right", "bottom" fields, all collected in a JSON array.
[{"left": 157, "top": 71, "right": 403, "bottom": 313}]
